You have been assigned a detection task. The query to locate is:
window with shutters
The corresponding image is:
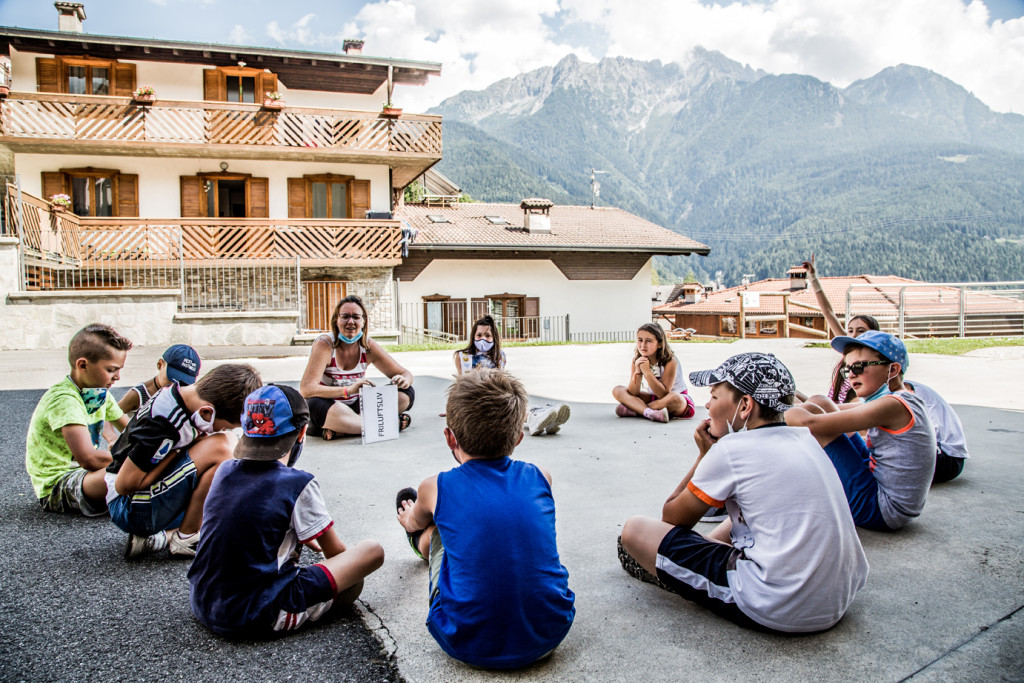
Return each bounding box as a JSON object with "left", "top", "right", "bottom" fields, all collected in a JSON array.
[
  {"left": 36, "top": 57, "right": 135, "bottom": 96},
  {"left": 287, "top": 175, "right": 370, "bottom": 219},
  {"left": 203, "top": 67, "right": 278, "bottom": 103},
  {"left": 180, "top": 174, "right": 268, "bottom": 219},
  {"left": 42, "top": 168, "right": 138, "bottom": 217}
]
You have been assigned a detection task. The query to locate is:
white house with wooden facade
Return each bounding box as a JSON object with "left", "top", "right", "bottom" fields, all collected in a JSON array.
[{"left": 0, "top": 3, "right": 441, "bottom": 349}]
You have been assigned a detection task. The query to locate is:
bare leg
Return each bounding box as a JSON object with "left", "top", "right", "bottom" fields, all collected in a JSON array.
[
  {"left": 612, "top": 386, "right": 651, "bottom": 415},
  {"left": 82, "top": 469, "right": 109, "bottom": 507},
  {"left": 321, "top": 402, "right": 363, "bottom": 438},
  {"left": 620, "top": 515, "right": 674, "bottom": 576},
  {"left": 415, "top": 525, "right": 436, "bottom": 559},
  {"left": 321, "top": 539, "right": 385, "bottom": 604},
  {"left": 647, "top": 392, "right": 694, "bottom": 418},
  {"left": 707, "top": 518, "right": 733, "bottom": 545}
]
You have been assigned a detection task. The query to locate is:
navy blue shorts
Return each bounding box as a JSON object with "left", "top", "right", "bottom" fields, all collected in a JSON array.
[
  {"left": 108, "top": 449, "right": 197, "bottom": 535},
  {"left": 267, "top": 564, "right": 338, "bottom": 634},
  {"left": 823, "top": 433, "right": 891, "bottom": 531},
  {"left": 656, "top": 526, "right": 777, "bottom": 633}
]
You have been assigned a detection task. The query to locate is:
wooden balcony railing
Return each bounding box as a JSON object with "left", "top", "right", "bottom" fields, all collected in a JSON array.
[{"left": 0, "top": 92, "right": 442, "bottom": 157}]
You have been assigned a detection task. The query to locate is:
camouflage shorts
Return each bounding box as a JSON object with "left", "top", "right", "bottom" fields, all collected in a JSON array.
[{"left": 39, "top": 468, "right": 107, "bottom": 517}]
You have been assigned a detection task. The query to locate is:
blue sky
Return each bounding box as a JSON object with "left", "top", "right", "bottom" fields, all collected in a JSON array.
[{"left": 2, "top": 0, "right": 1022, "bottom": 113}]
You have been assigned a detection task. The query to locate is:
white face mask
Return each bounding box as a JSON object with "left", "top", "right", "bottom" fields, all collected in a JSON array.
[
  {"left": 191, "top": 407, "right": 216, "bottom": 435},
  {"left": 474, "top": 339, "right": 494, "bottom": 353},
  {"left": 726, "top": 399, "right": 750, "bottom": 435}
]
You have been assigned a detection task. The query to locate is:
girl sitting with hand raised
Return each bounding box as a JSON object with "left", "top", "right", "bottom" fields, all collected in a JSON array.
[{"left": 613, "top": 323, "right": 696, "bottom": 423}]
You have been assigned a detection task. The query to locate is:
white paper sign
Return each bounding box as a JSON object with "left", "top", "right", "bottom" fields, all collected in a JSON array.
[
  {"left": 742, "top": 291, "right": 760, "bottom": 308},
  {"left": 360, "top": 383, "right": 399, "bottom": 444}
]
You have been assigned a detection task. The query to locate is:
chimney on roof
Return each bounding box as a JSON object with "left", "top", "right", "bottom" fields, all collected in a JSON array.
[
  {"left": 343, "top": 39, "right": 365, "bottom": 55},
  {"left": 787, "top": 265, "right": 808, "bottom": 290},
  {"left": 55, "top": 2, "right": 86, "bottom": 33},
  {"left": 681, "top": 282, "right": 704, "bottom": 304},
  {"left": 520, "top": 198, "right": 553, "bottom": 234}
]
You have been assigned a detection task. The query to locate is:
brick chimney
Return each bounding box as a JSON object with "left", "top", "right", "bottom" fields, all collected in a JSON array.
[
  {"left": 787, "top": 265, "right": 808, "bottom": 290},
  {"left": 343, "top": 39, "right": 364, "bottom": 55},
  {"left": 55, "top": 2, "right": 86, "bottom": 33},
  {"left": 520, "top": 198, "right": 553, "bottom": 234}
]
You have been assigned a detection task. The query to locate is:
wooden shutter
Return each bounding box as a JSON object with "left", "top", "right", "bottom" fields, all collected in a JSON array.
[
  {"left": 112, "top": 63, "right": 136, "bottom": 97},
  {"left": 36, "top": 58, "right": 60, "bottom": 93},
  {"left": 524, "top": 297, "right": 540, "bottom": 339},
  {"left": 202, "top": 69, "right": 223, "bottom": 101},
  {"left": 259, "top": 73, "right": 278, "bottom": 100},
  {"left": 41, "top": 172, "right": 67, "bottom": 202},
  {"left": 524, "top": 297, "right": 539, "bottom": 317},
  {"left": 115, "top": 174, "right": 139, "bottom": 217},
  {"left": 352, "top": 179, "right": 370, "bottom": 219},
  {"left": 287, "top": 178, "right": 307, "bottom": 218},
  {"left": 180, "top": 176, "right": 203, "bottom": 217},
  {"left": 248, "top": 177, "right": 269, "bottom": 218}
]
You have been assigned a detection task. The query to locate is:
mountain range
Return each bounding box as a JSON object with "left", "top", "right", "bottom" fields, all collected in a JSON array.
[{"left": 429, "top": 50, "right": 1024, "bottom": 286}]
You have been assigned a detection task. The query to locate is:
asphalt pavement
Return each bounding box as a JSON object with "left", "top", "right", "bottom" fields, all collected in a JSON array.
[{"left": 1, "top": 341, "right": 1022, "bottom": 682}]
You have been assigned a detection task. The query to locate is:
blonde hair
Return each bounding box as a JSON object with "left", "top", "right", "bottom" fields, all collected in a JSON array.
[{"left": 446, "top": 369, "right": 527, "bottom": 458}]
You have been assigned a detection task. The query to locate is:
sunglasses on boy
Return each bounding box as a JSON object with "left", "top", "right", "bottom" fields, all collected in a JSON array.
[{"left": 840, "top": 360, "right": 890, "bottom": 378}]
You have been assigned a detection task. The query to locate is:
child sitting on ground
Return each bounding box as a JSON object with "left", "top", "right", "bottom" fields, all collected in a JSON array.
[
  {"left": 452, "top": 315, "right": 570, "bottom": 436},
  {"left": 884, "top": 345, "right": 969, "bottom": 484},
  {"left": 396, "top": 369, "right": 576, "bottom": 669},
  {"left": 188, "top": 384, "right": 384, "bottom": 638},
  {"left": 102, "top": 344, "right": 201, "bottom": 444},
  {"left": 618, "top": 352, "right": 868, "bottom": 633},
  {"left": 106, "top": 363, "right": 262, "bottom": 558},
  {"left": 25, "top": 324, "right": 133, "bottom": 516},
  {"left": 785, "top": 331, "right": 936, "bottom": 530},
  {"left": 613, "top": 323, "right": 696, "bottom": 423}
]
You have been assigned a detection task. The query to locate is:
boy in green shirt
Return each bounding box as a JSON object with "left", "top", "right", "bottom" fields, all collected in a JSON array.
[{"left": 25, "top": 324, "right": 133, "bottom": 516}]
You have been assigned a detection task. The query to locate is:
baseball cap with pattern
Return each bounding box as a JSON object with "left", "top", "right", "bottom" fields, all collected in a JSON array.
[
  {"left": 235, "top": 384, "right": 310, "bottom": 461},
  {"left": 689, "top": 352, "right": 796, "bottom": 412},
  {"left": 830, "top": 330, "right": 908, "bottom": 371}
]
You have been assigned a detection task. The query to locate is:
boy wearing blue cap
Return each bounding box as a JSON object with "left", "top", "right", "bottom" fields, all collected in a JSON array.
[
  {"left": 188, "top": 384, "right": 384, "bottom": 638},
  {"left": 120, "top": 344, "right": 201, "bottom": 414},
  {"left": 619, "top": 352, "right": 867, "bottom": 633},
  {"left": 786, "top": 330, "right": 937, "bottom": 530}
]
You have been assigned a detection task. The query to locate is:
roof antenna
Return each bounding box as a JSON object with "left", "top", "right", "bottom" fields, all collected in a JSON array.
[{"left": 589, "top": 168, "right": 608, "bottom": 209}]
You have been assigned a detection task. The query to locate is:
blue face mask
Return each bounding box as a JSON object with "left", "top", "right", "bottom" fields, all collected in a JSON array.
[
  {"left": 474, "top": 339, "right": 494, "bottom": 353},
  {"left": 863, "top": 383, "right": 892, "bottom": 403},
  {"left": 337, "top": 331, "right": 363, "bottom": 345}
]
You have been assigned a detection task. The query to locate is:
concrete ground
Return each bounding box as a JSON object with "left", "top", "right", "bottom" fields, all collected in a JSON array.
[{"left": 1, "top": 340, "right": 1022, "bottom": 682}]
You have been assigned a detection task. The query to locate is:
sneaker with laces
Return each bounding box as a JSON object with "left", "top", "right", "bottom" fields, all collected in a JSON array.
[
  {"left": 617, "top": 536, "right": 670, "bottom": 590},
  {"left": 527, "top": 404, "right": 560, "bottom": 436},
  {"left": 124, "top": 531, "right": 167, "bottom": 560},
  {"left": 700, "top": 506, "right": 729, "bottom": 523},
  {"left": 545, "top": 403, "right": 571, "bottom": 434},
  {"left": 168, "top": 529, "right": 200, "bottom": 558},
  {"left": 643, "top": 407, "right": 670, "bottom": 423}
]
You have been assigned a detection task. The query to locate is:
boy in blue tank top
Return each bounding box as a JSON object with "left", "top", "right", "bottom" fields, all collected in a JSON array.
[{"left": 396, "top": 369, "right": 576, "bottom": 669}]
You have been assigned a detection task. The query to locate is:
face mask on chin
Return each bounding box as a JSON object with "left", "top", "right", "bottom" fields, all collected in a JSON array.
[
  {"left": 726, "top": 398, "right": 751, "bottom": 435},
  {"left": 474, "top": 339, "right": 494, "bottom": 353},
  {"left": 191, "top": 407, "right": 216, "bottom": 435},
  {"left": 863, "top": 378, "right": 893, "bottom": 403},
  {"left": 78, "top": 385, "right": 108, "bottom": 414},
  {"left": 338, "top": 331, "right": 363, "bottom": 345}
]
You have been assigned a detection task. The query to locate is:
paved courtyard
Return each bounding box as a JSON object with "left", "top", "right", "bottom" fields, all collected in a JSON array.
[{"left": 1, "top": 340, "right": 1022, "bottom": 682}]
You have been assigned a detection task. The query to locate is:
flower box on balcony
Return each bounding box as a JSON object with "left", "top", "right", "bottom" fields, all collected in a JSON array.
[
  {"left": 381, "top": 106, "right": 403, "bottom": 118},
  {"left": 0, "top": 85, "right": 9, "bottom": 99},
  {"left": 132, "top": 94, "right": 156, "bottom": 105},
  {"left": 262, "top": 100, "right": 285, "bottom": 111}
]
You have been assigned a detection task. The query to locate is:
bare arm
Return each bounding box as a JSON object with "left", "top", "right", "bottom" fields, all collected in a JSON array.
[
  {"left": 803, "top": 257, "right": 844, "bottom": 338},
  {"left": 625, "top": 358, "right": 644, "bottom": 396},
  {"left": 453, "top": 350, "right": 464, "bottom": 376},
  {"left": 61, "top": 424, "right": 112, "bottom": 471},
  {"left": 661, "top": 419, "right": 718, "bottom": 527},
  {"left": 787, "top": 395, "right": 911, "bottom": 440},
  {"left": 299, "top": 337, "right": 365, "bottom": 400},
  {"left": 314, "top": 526, "right": 347, "bottom": 558},
  {"left": 366, "top": 339, "right": 413, "bottom": 390},
  {"left": 117, "top": 389, "right": 140, "bottom": 414},
  {"left": 643, "top": 357, "right": 677, "bottom": 399},
  {"left": 397, "top": 475, "right": 438, "bottom": 533}
]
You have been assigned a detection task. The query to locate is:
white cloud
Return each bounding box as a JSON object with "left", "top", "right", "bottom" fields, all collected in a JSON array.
[{"left": 341, "top": 0, "right": 1024, "bottom": 114}]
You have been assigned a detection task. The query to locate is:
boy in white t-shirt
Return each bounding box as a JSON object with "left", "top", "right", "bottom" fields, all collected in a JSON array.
[{"left": 619, "top": 352, "right": 868, "bottom": 633}]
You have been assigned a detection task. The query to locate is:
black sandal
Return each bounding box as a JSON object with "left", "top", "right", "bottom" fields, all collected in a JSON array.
[
  {"left": 399, "top": 412, "right": 412, "bottom": 432},
  {"left": 395, "top": 487, "right": 423, "bottom": 558}
]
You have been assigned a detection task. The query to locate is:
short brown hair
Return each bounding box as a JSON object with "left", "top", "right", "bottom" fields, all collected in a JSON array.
[
  {"left": 194, "top": 364, "right": 262, "bottom": 426},
  {"left": 329, "top": 295, "right": 370, "bottom": 349},
  {"left": 68, "top": 324, "right": 133, "bottom": 366},
  {"left": 720, "top": 382, "right": 793, "bottom": 424},
  {"left": 446, "top": 369, "right": 527, "bottom": 458}
]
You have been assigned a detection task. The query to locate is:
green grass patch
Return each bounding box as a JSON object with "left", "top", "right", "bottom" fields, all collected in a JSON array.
[
  {"left": 806, "top": 337, "right": 1023, "bottom": 355},
  {"left": 381, "top": 337, "right": 735, "bottom": 353}
]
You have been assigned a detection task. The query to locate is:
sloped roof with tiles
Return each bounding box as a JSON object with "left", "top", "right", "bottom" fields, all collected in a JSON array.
[
  {"left": 655, "top": 275, "right": 1023, "bottom": 317},
  {"left": 399, "top": 203, "right": 709, "bottom": 255}
]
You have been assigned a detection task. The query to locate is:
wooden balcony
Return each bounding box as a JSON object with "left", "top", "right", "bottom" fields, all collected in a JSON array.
[{"left": 0, "top": 93, "right": 442, "bottom": 187}]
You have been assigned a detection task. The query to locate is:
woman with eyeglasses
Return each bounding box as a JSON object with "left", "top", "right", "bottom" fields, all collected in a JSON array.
[
  {"left": 785, "top": 331, "right": 936, "bottom": 531},
  {"left": 300, "top": 295, "right": 414, "bottom": 440}
]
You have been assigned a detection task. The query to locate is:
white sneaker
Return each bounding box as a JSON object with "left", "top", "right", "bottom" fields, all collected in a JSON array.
[
  {"left": 124, "top": 531, "right": 167, "bottom": 560},
  {"left": 545, "top": 404, "right": 571, "bottom": 434},
  {"left": 527, "top": 404, "right": 560, "bottom": 436},
  {"left": 168, "top": 529, "right": 200, "bottom": 558}
]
